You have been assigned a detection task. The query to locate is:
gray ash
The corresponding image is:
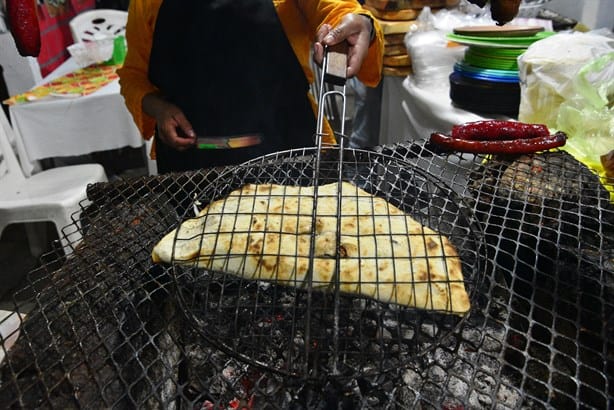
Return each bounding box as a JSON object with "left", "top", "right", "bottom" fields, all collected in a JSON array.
[
  {"left": 173, "top": 266, "right": 473, "bottom": 384},
  {"left": 176, "top": 308, "right": 527, "bottom": 409}
]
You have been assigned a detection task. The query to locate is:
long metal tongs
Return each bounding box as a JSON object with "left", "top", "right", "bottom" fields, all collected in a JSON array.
[
  {"left": 308, "top": 43, "right": 350, "bottom": 377},
  {"left": 315, "top": 43, "right": 349, "bottom": 149}
]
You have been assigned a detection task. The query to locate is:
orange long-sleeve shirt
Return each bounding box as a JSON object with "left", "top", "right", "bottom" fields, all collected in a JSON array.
[{"left": 118, "top": 0, "right": 384, "bottom": 151}]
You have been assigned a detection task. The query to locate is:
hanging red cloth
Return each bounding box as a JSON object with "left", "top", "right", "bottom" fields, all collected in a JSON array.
[{"left": 36, "top": 0, "right": 95, "bottom": 77}]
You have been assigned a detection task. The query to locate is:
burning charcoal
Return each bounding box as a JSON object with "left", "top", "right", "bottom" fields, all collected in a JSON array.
[
  {"left": 420, "top": 322, "right": 438, "bottom": 339},
  {"left": 432, "top": 347, "right": 456, "bottom": 369},
  {"left": 468, "top": 390, "right": 493, "bottom": 408},
  {"left": 401, "top": 328, "right": 415, "bottom": 342},
  {"left": 497, "top": 383, "right": 524, "bottom": 406},
  {"left": 427, "top": 365, "right": 447, "bottom": 383},
  {"left": 474, "top": 371, "right": 497, "bottom": 394},
  {"left": 402, "top": 367, "right": 422, "bottom": 388},
  {"left": 482, "top": 334, "right": 504, "bottom": 353}
]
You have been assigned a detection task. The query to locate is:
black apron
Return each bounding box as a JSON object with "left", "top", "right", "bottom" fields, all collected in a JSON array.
[{"left": 148, "top": 0, "right": 316, "bottom": 173}]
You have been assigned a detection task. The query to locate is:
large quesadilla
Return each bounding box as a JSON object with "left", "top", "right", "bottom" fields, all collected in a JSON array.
[{"left": 152, "top": 182, "right": 470, "bottom": 314}]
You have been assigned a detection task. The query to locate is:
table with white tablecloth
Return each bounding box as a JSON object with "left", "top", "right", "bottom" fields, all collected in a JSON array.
[{"left": 8, "top": 58, "right": 145, "bottom": 176}]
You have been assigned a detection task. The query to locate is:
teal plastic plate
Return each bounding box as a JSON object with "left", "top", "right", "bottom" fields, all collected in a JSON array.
[
  {"left": 454, "top": 62, "right": 519, "bottom": 83},
  {"left": 464, "top": 47, "right": 522, "bottom": 70},
  {"left": 447, "top": 31, "right": 555, "bottom": 48}
]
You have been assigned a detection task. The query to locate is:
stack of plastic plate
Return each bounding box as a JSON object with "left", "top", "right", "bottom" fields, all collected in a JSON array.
[
  {"left": 464, "top": 47, "right": 524, "bottom": 71},
  {"left": 447, "top": 26, "right": 554, "bottom": 116}
]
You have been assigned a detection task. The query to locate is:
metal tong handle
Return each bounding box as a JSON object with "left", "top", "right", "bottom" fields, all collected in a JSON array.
[
  {"left": 310, "top": 43, "right": 350, "bottom": 376},
  {"left": 315, "top": 43, "right": 349, "bottom": 148}
]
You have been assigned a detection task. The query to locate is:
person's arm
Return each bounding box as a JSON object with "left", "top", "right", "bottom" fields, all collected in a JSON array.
[
  {"left": 142, "top": 92, "right": 196, "bottom": 151},
  {"left": 118, "top": 0, "right": 195, "bottom": 150},
  {"left": 313, "top": 13, "right": 373, "bottom": 78},
  {"left": 117, "top": 0, "right": 160, "bottom": 141},
  {"left": 466, "top": 0, "right": 522, "bottom": 25}
]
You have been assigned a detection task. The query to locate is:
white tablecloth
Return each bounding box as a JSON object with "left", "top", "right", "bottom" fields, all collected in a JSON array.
[
  {"left": 378, "top": 75, "right": 509, "bottom": 146},
  {"left": 8, "top": 58, "right": 143, "bottom": 176}
]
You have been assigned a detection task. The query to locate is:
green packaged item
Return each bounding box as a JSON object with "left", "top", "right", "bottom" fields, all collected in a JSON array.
[
  {"left": 106, "top": 35, "right": 127, "bottom": 65},
  {"left": 112, "top": 35, "right": 127, "bottom": 65}
]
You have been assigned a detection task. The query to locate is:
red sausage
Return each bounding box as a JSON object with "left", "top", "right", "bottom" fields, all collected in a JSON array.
[
  {"left": 6, "top": 0, "right": 41, "bottom": 57},
  {"left": 451, "top": 120, "right": 550, "bottom": 141},
  {"left": 429, "top": 131, "right": 567, "bottom": 154}
]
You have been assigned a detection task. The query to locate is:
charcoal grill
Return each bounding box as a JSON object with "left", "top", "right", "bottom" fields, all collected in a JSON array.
[{"left": 1, "top": 137, "right": 612, "bottom": 409}]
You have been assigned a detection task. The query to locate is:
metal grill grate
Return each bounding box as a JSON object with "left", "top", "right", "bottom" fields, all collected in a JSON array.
[{"left": 0, "top": 141, "right": 612, "bottom": 409}]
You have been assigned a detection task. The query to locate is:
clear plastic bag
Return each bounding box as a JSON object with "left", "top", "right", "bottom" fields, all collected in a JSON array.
[
  {"left": 556, "top": 52, "right": 614, "bottom": 181},
  {"left": 517, "top": 32, "right": 614, "bottom": 199},
  {"left": 403, "top": 7, "right": 490, "bottom": 88}
]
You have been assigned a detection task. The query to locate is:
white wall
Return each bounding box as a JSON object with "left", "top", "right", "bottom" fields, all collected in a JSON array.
[{"left": 547, "top": 0, "right": 614, "bottom": 30}]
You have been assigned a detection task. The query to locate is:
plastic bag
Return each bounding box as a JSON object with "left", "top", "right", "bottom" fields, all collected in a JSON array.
[
  {"left": 405, "top": 29, "right": 466, "bottom": 88},
  {"left": 517, "top": 32, "right": 614, "bottom": 199},
  {"left": 518, "top": 32, "right": 614, "bottom": 127},
  {"left": 404, "top": 7, "right": 490, "bottom": 88},
  {"left": 556, "top": 52, "right": 614, "bottom": 178}
]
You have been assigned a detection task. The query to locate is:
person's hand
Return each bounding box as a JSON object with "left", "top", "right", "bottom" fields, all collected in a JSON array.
[
  {"left": 143, "top": 93, "right": 196, "bottom": 151},
  {"left": 465, "top": 0, "right": 521, "bottom": 25},
  {"left": 313, "top": 13, "right": 373, "bottom": 78},
  {"left": 490, "top": 0, "right": 522, "bottom": 25}
]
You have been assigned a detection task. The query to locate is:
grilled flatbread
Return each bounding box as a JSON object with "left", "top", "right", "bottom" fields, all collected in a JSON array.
[{"left": 152, "top": 182, "right": 470, "bottom": 314}]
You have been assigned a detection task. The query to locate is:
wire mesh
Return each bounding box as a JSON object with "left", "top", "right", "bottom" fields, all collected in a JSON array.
[
  {"left": 167, "top": 146, "right": 487, "bottom": 380},
  {"left": 0, "top": 141, "right": 612, "bottom": 409}
]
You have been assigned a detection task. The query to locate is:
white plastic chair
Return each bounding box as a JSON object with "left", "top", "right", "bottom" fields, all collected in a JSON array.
[
  {"left": 69, "top": 9, "right": 127, "bottom": 43},
  {"left": 0, "top": 108, "right": 108, "bottom": 256},
  {"left": 0, "top": 32, "right": 42, "bottom": 96}
]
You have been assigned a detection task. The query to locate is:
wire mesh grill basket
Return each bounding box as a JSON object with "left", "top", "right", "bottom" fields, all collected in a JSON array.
[{"left": 166, "top": 145, "right": 489, "bottom": 379}]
